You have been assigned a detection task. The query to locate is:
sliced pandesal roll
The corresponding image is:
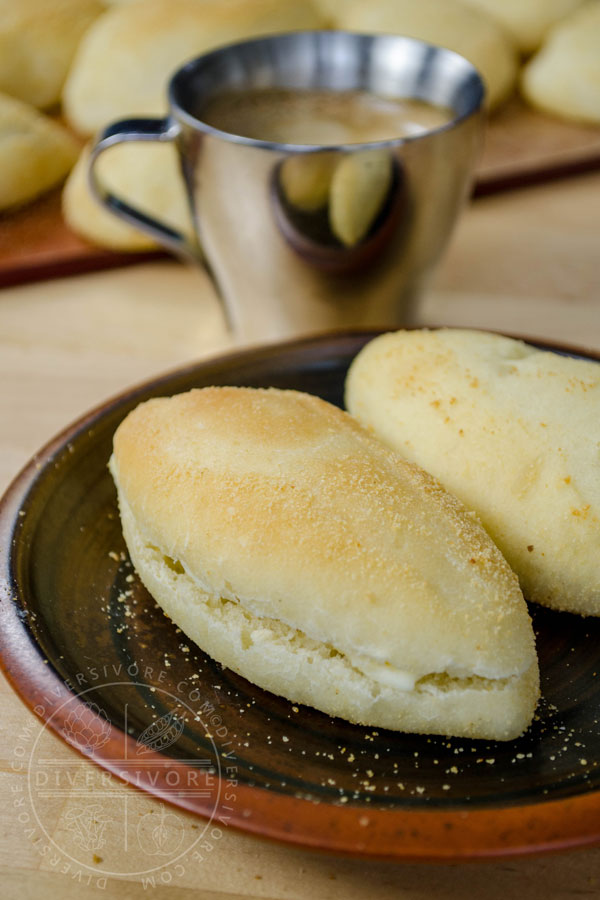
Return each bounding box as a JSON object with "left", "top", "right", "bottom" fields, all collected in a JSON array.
[
  {"left": 110, "top": 386, "right": 539, "bottom": 740},
  {"left": 346, "top": 329, "right": 600, "bottom": 616}
]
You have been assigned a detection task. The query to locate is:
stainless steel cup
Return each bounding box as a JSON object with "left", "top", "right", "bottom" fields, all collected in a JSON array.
[{"left": 89, "top": 31, "right": 484, "bottom": 342}]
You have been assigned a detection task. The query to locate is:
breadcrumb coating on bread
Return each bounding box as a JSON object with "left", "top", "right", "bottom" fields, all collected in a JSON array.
[
  {"left": 346, "top": 328, "right": 600, "bottom": 615},
  {"left": 110, "top": 385, "right": 539, "bottom": 739}
]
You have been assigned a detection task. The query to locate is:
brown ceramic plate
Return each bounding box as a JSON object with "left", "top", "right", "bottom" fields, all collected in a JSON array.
[{"left": 2, "top": 330, "right": 600, "bottom": 862}]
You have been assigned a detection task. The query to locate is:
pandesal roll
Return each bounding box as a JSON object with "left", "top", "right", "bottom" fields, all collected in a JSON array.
[
  {"left": 63, "top": 0, "right": 326, "bottom": 135},
  {"left": 0, "top": 92, "right": 78, "bottom": 210},
  {"left": 335, "top": 0, "right": 518, "bottom": 110},
  {"left": 0, "top": 0, "right": 104, "bottom": 109},
  {"left": 520, "top": 2, "right": 600, "bottom": 125},
  {"left": 110, "top": 386, "right": 539, "bottom": 740},
  {"left": 346, "top": 328, "right": 600, "bottom": 616},
  {"left": 460, "top": 0, "right": 586, "bottom": 56},
  {"left": 62, "top": 142, "right": 193, "bottom": 251}
]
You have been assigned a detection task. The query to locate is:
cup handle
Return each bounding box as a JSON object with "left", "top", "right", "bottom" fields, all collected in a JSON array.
[{"left": 88, "top": 117, "right": 198, "bottom": 262}]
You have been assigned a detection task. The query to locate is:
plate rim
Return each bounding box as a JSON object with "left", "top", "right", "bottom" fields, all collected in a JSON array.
[{"left": 2, "top": 326, "right": 600, "bottom": 863}]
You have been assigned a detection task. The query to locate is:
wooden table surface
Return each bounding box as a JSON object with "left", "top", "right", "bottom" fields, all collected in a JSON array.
[{"left": 1, "top": 172, "right": 600, "bottom": 899}]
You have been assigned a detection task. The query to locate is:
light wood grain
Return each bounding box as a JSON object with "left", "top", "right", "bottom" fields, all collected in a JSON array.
[{"left": 1, "top": 172, "right": 600, "bottom": 899}]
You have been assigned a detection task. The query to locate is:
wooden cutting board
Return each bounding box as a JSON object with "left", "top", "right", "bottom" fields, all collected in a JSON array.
[
  {"left": 1, "top": 98, "right": 599, "bottom": 288},
  {"left": 476, "top": 97, "right": 600, "bottom": 195},
  {"left": 0, "top": 189, "right": 164, "bottom": 288}
]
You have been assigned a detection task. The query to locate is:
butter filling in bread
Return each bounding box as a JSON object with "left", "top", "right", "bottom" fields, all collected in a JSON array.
[
  {"left": 346, "top": 328, "right": 600, "bottom": 616},
  {"left": 110, "top": 387, "right": 539, "bottom": 740}
]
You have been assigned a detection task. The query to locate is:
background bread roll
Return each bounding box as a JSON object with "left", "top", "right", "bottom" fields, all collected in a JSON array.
[
  {"left": 521, "top": 2, "right": 600, "bottom": 125},
  {"left": 311, "top": 0, "right": 349, "bottom": 26},
  {"left": 460, "top": 0, "right": 586, "bottom": 55},
  {"left": 0, "top": 0, "right": 104, "bottom": 109},
  {"left": 0, "top": 92, "right": 78, "bottom": 211},
  {"left": 63, "top": 0, "right": 326, "bottom": 135},
  {"left": 346, "top": 329, "right": 600, "bottom": 616},
  {"left": 334, "top": 0, "right": 519, "bottom": 109},
  {"left": 110, "top": 386, "right": 539, "bottom": 740},
  {"left": 63, "top": 142, "right": 193, "bottom": 251}
]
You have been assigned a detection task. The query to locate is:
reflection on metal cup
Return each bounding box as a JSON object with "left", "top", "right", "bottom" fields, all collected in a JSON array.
[
  {"left": 273, "top": 152, "right": 407, "bottom": 276},
  {"left": 89, "top": 31, "right": 485, "bottom": 342},
  {"left": 279, "top": 152, "right": 338, "bottom": 214}
]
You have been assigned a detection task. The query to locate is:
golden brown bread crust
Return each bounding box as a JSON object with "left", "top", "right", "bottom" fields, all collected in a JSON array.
[
  {"left": 110, "top": 386, "right": 539, "bottom": 739},
  {"left": 346, "top": 328, "right": 600, "bottom": 615}
]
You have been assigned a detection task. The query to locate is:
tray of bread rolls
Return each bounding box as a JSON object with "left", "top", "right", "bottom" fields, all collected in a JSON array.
[
  {"left": 1, "top": 327, "right": 600, "bottom": 862},
  {"left": 1, "top": 0, "right": 599, "bottom": 288}
]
